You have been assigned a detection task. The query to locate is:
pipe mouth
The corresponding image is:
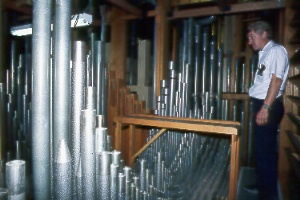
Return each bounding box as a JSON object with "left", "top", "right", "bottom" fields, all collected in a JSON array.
[{"left": 6, "top": 160, "right": 25, "bottom": 167}]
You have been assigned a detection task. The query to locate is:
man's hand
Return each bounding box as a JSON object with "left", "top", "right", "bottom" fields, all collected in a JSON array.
[{"left": 256, "top": 107, "right": 269, "bottom": 125}]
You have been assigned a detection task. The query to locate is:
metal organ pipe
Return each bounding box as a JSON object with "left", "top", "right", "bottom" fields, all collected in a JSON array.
[
  {"left": 31, "top": 0, "right": 52, "bottom": 198},
  {"left": 70, "top": 41, "right": 86, "bottom": 200},
  {"left": 6, "top": 160, "right": 26, "bottom": 200},
  {"left": 80, "top": 109, "right": 96, "bottom": 200},
  {"left": 54, "top": 139, "right": 72, "bottom": 200},
  {"left": 53, "top": 0, "right": 71, "bottom": 169}
]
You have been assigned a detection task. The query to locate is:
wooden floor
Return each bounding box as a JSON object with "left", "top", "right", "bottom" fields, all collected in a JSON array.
[{"left": 236, "top": 167, "right": 283, "bottom": 200}]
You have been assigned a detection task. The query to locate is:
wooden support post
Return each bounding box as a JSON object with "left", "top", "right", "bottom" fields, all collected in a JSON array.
[
  {"left": 109, "top": 7, "right": 128, "bottom": 80},
  {"left": 154, "top": 0, "right": 171, "bottom": 98},
  {"left": 115, "top": 122, "right": 122, "bottom": 151},
  {"left": 128, "top": 124, "right": 136, "bottom": 166},
  {"left": 229, "top": 134, "right": 239, "bottom": 200}
]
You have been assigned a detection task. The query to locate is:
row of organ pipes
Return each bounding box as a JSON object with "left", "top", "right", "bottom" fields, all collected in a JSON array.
[{"left": 0, "top": 4, "right": 258, "bottom": 200}]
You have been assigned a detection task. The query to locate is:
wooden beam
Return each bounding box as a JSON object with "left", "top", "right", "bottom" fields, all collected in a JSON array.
[
  {"left": 132, "top": 128, "right": 167, "bottom": 160},
  {"left": 109, "top": 7, "right": 128, "bottom": 80},
  {"left": 105, "top": 0, "right": 142, "bottom": 18},
  {"left": 114, "top": 114, "right": 240, "bottom": 135},
  {"left": 2, "top": 0, "right": 32, "bottom": 15},
  {"left": 172, "top": 1, "right": 285, "bottom": 19},
  {"left": 222, "top": 93, "right": 250, "bottom": 101},
  {"left": 154, "top": 0, "right": 170, "bottom": 98}
]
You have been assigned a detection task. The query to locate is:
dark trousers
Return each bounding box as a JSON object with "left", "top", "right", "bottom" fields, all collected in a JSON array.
[{"left": 250, "top": 97, "right": 284, "bottom": 199}]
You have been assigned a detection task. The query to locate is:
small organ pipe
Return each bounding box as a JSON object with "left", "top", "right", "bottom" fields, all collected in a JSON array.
[
  {"left": 118, "top": 173, "right": 125, "bottom": 200},
  {"left": 6, "top": 160, "right": 26, "bottom": 200},
  {"left": 110, "top": 164, "right": 118, "bottom": 200},
  {"left": 98, "top": 151, "right": 111, "bottom": 200}
]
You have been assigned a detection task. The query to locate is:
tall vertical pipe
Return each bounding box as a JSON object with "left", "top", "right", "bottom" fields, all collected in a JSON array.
[
  {"left": 76, "top": 157, "right": 82, "bottom": 200},
  {"left": 85, "top": 86, "right": 96, "bottom": 110},
  {"left": 100, "top": 6, "right": 107, "bottom": 42},
  {"left": 216, "top": 47, "right": 223, "bottom": 120},
  {"left": 193, "top": 25, "right": 201, "bottom": 112},
  {"left": 70, "top": 41, "right": 86, "bottom": 200},
  {"left": 0, "top": 0, "right": 3, "bottom": 82},
  {"left": 17, "top": 55, "right": 24, "bottom": 126},
  {"left": 80, "top": 109, "right": 96, "bottom": 200},
  {"left": 0, "top": 83, "right": 5, "bottom": 161},
  {"left": 95, "top": 41, "right": 106, "bottom": 116},
  {"left": 54, "top": 139, "right": 71, "bottom": 200},
  {"left": 0, "top": 160, "right": 4, "bottom": 188},
  {"left": 10, "top": 41, "right": 16, "bottom": 101},
  {"left": 53, "top": 0, "right": 71, "bottom": 170},
  {"left": 31, "top": 0, "right": 52, "bottom": 198},
  {"left": 201, "top": 27, "right": 209, "bottom": 104}
]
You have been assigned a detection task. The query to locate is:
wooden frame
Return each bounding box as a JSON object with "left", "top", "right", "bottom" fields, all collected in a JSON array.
[{"left": 114, "top": 114, "right": 240, "bottom": 200}]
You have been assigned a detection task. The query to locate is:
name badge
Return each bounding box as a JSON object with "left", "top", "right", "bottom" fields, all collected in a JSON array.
[{"left": 257, "top": 64, "right": 266, "bottom": 76}]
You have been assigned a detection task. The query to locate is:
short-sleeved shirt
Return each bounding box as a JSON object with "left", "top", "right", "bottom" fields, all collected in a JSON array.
[{"left": 249, "top": 40, "right": 289, "bottom": 99}]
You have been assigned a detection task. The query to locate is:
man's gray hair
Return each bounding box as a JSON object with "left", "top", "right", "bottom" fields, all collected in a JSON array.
[{"left": 247, "top": 20, "right": 273, "bottom": 39}]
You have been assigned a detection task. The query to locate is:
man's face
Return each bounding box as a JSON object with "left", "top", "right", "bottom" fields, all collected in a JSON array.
[{"left": 247, "top": 30, "right": 266, "bottom": 51}]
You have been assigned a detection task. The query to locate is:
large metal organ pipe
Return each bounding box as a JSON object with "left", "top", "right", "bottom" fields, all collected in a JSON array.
[
  {"left": 53, "top": 0, "right": 71, "bottom": 173},
  {"left": 31, "top": 0, "right": 52, "bottom": 198}
]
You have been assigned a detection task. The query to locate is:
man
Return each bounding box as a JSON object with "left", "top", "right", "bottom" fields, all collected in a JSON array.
[{"left": 245, "top": 20, "right": 289, "bottom": 199}]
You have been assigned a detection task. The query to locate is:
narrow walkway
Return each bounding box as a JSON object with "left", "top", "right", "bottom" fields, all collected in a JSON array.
[{"left": 237, "top": 167, "right": 282, "bottom": 200}]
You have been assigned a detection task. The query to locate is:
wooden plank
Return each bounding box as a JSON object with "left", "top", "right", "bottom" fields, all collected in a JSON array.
[
  {"left": 2, "top": 0, "right": 32, "bottom": 15},
  {"left": 128, "top": 113, "right": 240, "bottom": 126},
  {"left": 128, "top": 125, "right": 136, "bottom": 166},
  {"left": 132, "top": 128, "right": 167, "bottom": 160},
  {"left": 114, "top": 115, "right": 239, "bottom": 135},
  {"left": 105, "top": 0, "right": 142, "bottom": 18},
  {"left": 229, "top": 135, "right": 239, "bottom": 200},
  {"left": 288, "top": 74, "right": 300, "bottom": 88},
  {"left": 115, "top": 122, "right": 122, "bottom": 151},
  {"left": 172, "top": 1, "right": 285, "bottom": 19},
  {"left": 287, "top": 95, "right": 300, "bottom": 105},
  {"left": 222, "top": 92, "right": 250, "bottom": 100},
  {"left": 109, "top": 7, "right": 128, "bottom": 80},
  {"left": 155, "top": 0, "right": 171, "bottom": 98}
]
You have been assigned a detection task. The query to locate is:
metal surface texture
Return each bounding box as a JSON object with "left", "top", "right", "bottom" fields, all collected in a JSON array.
[
  {"left": 85, "top": 86, "right": 96, "bottom": 110},
  {"left": 80, "top": 109, "right": 96, "bottom": 200},
  {"left": 97, "top": 151, "right": 111, "bottom": 200},
  {"left": 110, "top": 163, "right": 118, "bottom": 200},
  {"left": 0, "top": 188, "right": 8, "bottom": 200},
  {"left": 70, "top": 41, "right": 86, "bottom": 200},
  {"left": 6, "top": 160, "right": 26, "bottom": 199},
  {"left": 54, "top": 139, "right": 72, "bottom": 200},
  {"left": 53, "top": 0, "right": 71, "bottom": 166},
  {"left": 95, "top": 41, "right": 106, "bottom": 116},
  {"left": 31, "top": 0, "right": 52, "bottom": 198}
]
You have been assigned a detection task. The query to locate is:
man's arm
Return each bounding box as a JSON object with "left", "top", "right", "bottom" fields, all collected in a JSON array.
[{"left": 256, "top": 73, "right": 282, "bottom": 125}]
